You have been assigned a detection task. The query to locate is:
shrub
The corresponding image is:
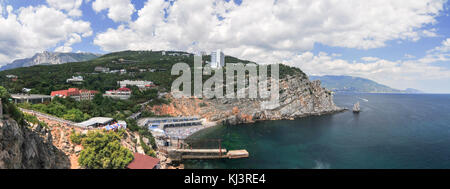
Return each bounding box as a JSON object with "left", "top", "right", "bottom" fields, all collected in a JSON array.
[
  {"left": 24, "top": 114, "right": 39, "bottom": 125},
  {"left": 78, "top": 131, "right": 133, "bottom": 169},
  {"left": 140, "top": 136, "right": 156, "bottom": 157},
  {"left": 70, "top": 130, "right": 85, "bottom": 145},
  {"left": 138, "top": 129, "right": 157, "bottom": 149}
]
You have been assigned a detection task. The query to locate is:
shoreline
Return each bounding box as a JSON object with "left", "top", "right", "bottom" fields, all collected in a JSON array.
[
  {"left": 163, "top": 119, "right": 219, "bottom": 139},
  {"left": 154, "top": 108, "right": 345, "bottom": 169},
  {"left": 173, "top": 108, "right": 347, "bottom": 139}
]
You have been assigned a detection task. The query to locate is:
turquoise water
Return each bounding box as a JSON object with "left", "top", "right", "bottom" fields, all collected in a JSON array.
[{"left": 184, "top": 93, "right": 450, "bottom": 169}]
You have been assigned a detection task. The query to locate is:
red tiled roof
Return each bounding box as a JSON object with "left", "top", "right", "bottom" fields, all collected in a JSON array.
[
  {"left": 118, "top": 87, "right": 131, "bottom": 91},
  {"left": 51, "top": 88, "right": 98, "bottom": 97},
  {"left": 127, "top": 153, "right": 160, "bottom": 169}
]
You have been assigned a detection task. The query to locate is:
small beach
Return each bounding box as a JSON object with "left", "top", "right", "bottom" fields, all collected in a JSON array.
[{"left": 164, "top": 120, "right": 218, "bottom": 139}]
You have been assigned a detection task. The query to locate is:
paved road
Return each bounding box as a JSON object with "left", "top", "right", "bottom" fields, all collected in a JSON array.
[{"left": 20, "top": 108, "right": 91, "bottom": 129}]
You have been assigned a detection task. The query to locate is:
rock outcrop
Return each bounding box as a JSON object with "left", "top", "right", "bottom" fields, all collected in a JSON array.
[
  {"left": 0, "top": 112, "right": 154, "bottom": 169},
  {"left": 0, "top": 118, "right": 70, "bottom": 169},
  {"left": 150, "top": 74, "right": 343, "bottom": 125}
]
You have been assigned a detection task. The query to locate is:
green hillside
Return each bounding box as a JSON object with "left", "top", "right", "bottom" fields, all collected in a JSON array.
[
  {"left": 0, "top": 50, "right": 304, "bottom": 123},
  {"left": 0, "top": 50, "right": 302, "bottom": 95}
]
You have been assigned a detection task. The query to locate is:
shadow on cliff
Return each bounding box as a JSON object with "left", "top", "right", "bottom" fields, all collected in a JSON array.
[
  {"left": 21, "top": 124, "right": 71, "bottom": 169},
  {"left": 0, "top": 119, "right": 71, "bottom": 169}
]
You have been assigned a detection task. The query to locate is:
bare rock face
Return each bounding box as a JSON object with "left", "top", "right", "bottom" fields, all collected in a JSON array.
[
  {"left": 0, "top": 51, "right": 100, "bottom": 71},
  {"left": 0, "top": 119, "right": 70, "bottom": 169},
  {"left": 150, "top": 74, "right": 343, "bottom": 125}
]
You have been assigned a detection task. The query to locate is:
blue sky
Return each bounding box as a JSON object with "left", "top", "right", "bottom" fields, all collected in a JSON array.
[{"left": 1, "top": 0, "right": 450, "bottom": 93}]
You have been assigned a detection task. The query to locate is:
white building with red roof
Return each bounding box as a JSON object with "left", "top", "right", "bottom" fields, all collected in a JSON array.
[{"left": 51, "top": 88, "right": 99, "bottom": 101}]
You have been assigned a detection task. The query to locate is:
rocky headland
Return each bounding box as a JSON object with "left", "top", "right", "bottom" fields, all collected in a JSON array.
[{"left": 149, "top": 74, "right": 343, "bottom": 125}]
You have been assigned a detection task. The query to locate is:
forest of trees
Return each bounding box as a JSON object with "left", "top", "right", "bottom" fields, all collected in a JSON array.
[{"left": 17, "top": 94, "right": 143, "bottom": 122}]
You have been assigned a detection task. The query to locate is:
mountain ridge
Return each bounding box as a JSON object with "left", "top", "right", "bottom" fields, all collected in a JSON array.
[
  {"left": 0, "top": 51, "right": 101, "bottom": 71},
  {"left": 309, "top": 75, "right": 423, "bottom": 93}
]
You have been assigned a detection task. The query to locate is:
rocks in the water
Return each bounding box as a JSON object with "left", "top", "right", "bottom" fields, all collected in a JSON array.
[{"left": 353, "top": 102, "right": 360, "bottom": 113}]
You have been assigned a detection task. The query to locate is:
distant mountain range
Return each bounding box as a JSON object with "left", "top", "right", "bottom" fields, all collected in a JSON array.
[
  {"left": 0, "top": 51, "right": 101, "bottom": 71},
  {"left": 310, "top": 75, "right": 423, "bottom": 93}
]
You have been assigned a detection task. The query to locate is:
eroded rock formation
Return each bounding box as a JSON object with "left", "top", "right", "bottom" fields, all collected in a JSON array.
[
  {"left": 0, "top": 118, "right": 70, "bottom": 169},
  {"left": 149, "top": 74, "right": 343, "bottom": 125}
]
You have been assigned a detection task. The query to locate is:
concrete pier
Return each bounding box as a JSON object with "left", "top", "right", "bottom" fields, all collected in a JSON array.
[
  {"left": 167, "top": 148, "right": 249, "bottom": 161},
  {"left": 227, "top": 150, "right": 250, "bottom": 159}
]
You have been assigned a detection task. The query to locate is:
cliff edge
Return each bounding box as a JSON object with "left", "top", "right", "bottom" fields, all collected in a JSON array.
[
  {"left": 150, "top": 74, "right": 343, "bottom": 125},
  {"left": 0, "top": 118, "right": 70, "bottom": 169}
]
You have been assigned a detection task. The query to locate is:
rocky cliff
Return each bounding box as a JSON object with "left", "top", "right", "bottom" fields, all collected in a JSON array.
[
  {"left": 0, "top": 115, "right": 153, "bottom": 169},
  {"left": 0, "top": 51, "right": 100, "bottom": 71},
  {"left": 0, "top": 118, "right": 70, "bottom": 169},
  {"left": 150, "top": 74, "right": 343, "bottom": 125}
]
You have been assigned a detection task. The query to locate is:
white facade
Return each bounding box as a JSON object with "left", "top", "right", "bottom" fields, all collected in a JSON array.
[
  {"left": 95, "top": 66, "right": 110, "bottom": 73},
  {"left": 104, "top": 89, "right": 132, "bottom": 100},
  {"left": 210, "top": 49, "right": 225, "bottom": 68},
  {"left": 118, "top": 80, "right": 154, "bottom": 88},
  {"left": 66, "top": 76, "right": 84, "bottom": 84}
]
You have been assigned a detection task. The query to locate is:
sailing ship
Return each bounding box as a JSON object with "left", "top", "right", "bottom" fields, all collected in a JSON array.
[{"left": 353, "top": 101, "right": 360, "bottom": 113}]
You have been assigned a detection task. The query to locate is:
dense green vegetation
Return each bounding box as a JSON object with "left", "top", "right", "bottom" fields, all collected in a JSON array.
[
  {"left": 0, "top": 51, "right": 192, "bottom": 94},
  {"left": 70, "top": 130, "right": 85, "bottom": 145},
  {"left": 0, "top": 86, "right": 25, "bottom": 124},
  {"left": 140, "top": 136, "right": 156, "bottom": 157},
  {"left": 125, "top": 118, "right": 157, "bottom": 151},
  {"left": 23, "top": 113, "right": 49, "bottom": 129},
  {"left": 77, "top": 130, "right": 133, "bottom": 169},
  {"left": 1, "top": 51, "right": 306, "bottom": 123},
  {"left": 0, "top": 50, "right": 304, "bottom": 95},
  {"left": 1, "top": 86, "right": 50, "bottom": 129},
  {"left": 17, "top": 94, "right": 142, "bottom": 122}
]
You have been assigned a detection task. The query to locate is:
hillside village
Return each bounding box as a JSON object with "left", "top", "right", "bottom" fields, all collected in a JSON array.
[
  {"left": 0, "top": 50, "right": 253, "bottom": 169},
  {"left": 0, "top": 50, "right": 339, "bottom": 169}
]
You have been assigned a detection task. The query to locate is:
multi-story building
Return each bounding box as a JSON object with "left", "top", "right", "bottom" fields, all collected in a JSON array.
[
  {"left": 118, "top": 80, "right": 154, "bottom": 89},
  {"left": 66, "top": 76, "right": 84, "bottom": 84},
  {"left": 94, "top": 66, "right": 110, "bottom": 73},
  {"left": 51, "top": 88, "right": 99, "bottom": 101},
  {"left": 210, "top": 49, "right": 225, "bottom": 68},
  {"left": 103, "top": 88, "right": 132, "bottom": 100},
  {"left": 6, "top": 75, "right": 18, "bottom": 82},
  {"left": 11, "top": 94, "right": 52, "bottom": 104}
]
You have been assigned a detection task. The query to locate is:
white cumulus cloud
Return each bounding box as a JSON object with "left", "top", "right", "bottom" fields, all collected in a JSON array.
[
  {"left": 361, "top": 57, "right": 380, "bottom": 62},
  {"left": 431, "top": 38, "right": 450, "bottom": 53},
  {"left": 94, "top": 0, "right": 446, "bottom": 64},
  {"left": 46, "top": 0, "right": 84, "bottom": 17},
  {"left": 92, "top": 0, "right": 135, "bottom": 22},
  {"left": 0, "top": 5, "right": 92, "bottom": 64},
  {"left": 284, "top": 39, "right": 450, "bottom": 93},
  {"left": 91, "top": 0, "right": 450, "bottom": 92}
]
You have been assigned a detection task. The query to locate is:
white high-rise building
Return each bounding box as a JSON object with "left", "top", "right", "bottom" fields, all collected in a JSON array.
[{"left": 210, "top": 49, "right": 225, "bottom": 68}]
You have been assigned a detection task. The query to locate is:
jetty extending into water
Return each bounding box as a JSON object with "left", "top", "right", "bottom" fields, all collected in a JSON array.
[
  {"left": 161, "top": 138, "right": 249, "bottom": 162},
  {"left": 168, "top": 148, "right": 249, "bottom": 162}
]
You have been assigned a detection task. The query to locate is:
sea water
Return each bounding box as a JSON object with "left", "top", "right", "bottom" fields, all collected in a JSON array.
[{"left": 184, "top": 93, "right": 450, "bottom": 169}]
